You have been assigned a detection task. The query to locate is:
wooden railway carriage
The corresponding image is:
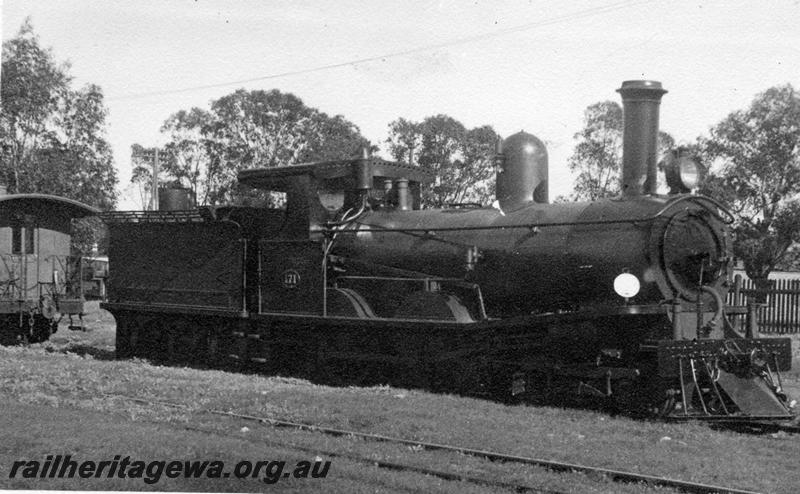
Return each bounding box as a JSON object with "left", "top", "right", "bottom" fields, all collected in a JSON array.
[{"left": 0, "top": 193, "right": 99, "bottom": 344}]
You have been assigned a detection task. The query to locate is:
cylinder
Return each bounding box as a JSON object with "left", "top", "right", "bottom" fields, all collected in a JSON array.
[{"left": 617, "top": 80, "right": 667, "bottom": 197}]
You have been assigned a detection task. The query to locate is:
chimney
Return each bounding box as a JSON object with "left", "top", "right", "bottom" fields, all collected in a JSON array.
[{"left": 617, "top": 80, "right": 667, "bottom": 197}]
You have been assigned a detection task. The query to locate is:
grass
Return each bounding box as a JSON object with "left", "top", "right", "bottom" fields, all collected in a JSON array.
[
  {"left": 0, "top": 349, "right": 680, "bottom": 492},
  {"left": 2, "top": 346, "right": 675, "bottom": 493},
  {"left": 2, "top": 402, "right": 319, "bottom": 492},
  {"left": 1, "top": 303, "right": 800, "bottom": 492}
]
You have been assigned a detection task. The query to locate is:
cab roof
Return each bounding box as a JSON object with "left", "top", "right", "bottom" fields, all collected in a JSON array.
[{"left": 238, "top": 158, "right": 432, "bottom": 191}]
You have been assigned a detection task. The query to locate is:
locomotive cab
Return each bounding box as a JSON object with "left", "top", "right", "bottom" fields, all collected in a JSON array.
[
  {"left": 239, "top": 158, "right": 435, "bottom": 317},
  {"left": 238, "top": 157, "right": 432, "bottom": 223}
]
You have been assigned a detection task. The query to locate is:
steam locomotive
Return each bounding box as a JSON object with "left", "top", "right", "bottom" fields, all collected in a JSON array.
[{"left": 101, "top": 81, "right": 794, "bottom": 420}]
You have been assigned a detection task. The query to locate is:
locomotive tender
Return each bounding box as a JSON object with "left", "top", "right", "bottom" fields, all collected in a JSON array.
[{"left": 102, "top": 81, "right": 794, "bottom": 419}]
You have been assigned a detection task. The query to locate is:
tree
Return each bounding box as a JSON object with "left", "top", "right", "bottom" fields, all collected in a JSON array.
[
  {"left": 133, "top": 89, "right": 373, "bottom": 206},
  {"left": 130, "top": 108, "right": 215, "bottom": 207},
  {"left": 699, "top": 85, "right": 800, "bottom": 295},
  {"left": 417, "top": 115, "right": 466, "bottom": 207},
  {"left": 567, "top": 101, "right": 674, "bottom": 201},
  {"left": 1, "top": 20, "right": 117, "bottom": 256},
  {"left": 0, "top": 20, "right": 69, "bottom": 194},
  {"left": 160, "top": 108, "right": 213, "bottom": 204},
  {"left": 301, "top": 112, "right": 376, "bottom": 164},
  {"left": 385, "top": 118, "right": 422, "bottom": 165},
  {"left": 780, "top": 246, "right": 800, "bottom": 271},
  {"left": 204, "top": 89, "right": 373, "bottom": 205},
  {"left": 386, "top": 115, "right": 498, "bottom": 207},
  {"left": 0, "top": 20, "right": 117, "bottom": 210},
  {"left": 567, "top": 102, "right": 623, "bottom": 200},
  {"left": 129, "top": 144, "right": 161, "bottom": 208}
]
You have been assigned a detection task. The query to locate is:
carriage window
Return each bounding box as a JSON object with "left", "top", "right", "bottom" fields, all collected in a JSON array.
[
  {"left": 11, "top": 224, "right": 35, "bottom": 254},
  {"left": 25, "top": 226, "right": 35, "bottom": 254},
  {"left": 11, "top": 225, "right": 22, "bottom": 254}
]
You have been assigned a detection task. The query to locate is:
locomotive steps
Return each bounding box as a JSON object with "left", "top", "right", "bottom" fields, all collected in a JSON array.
[{"left": 1, "top": 311, "right": 800, "bottom": 493}]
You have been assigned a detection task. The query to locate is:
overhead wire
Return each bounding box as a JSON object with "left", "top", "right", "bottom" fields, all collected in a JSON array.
[{"left": 108, "top": 0, "right": 654, "bottom": 101}]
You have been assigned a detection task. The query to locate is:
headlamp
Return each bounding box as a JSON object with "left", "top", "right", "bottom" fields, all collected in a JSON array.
[
  {"left": 663, "top": 149, "right": 703, "bottom": 194},
  {"left": 613, "top": 273, "right": 640, "bottom": 299}
]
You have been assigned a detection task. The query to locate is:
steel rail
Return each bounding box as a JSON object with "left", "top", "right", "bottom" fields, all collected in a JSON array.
[
  {"left": 106, "top": 393, "right": 762, "bottom": 494},
  {"left": 177, "top": 424, "right": 562, "bottom": 494},
  {"left": 709, "top": 420, "right": 800, "bottom": 436}
]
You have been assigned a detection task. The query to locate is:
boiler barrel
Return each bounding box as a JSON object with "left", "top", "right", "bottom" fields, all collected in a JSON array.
[{"left": 333, "top": 196, "right": 728, "bottom": 316}]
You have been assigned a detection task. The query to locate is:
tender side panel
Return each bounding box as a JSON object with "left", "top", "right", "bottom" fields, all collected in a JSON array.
[{"left": 107, "top": 221, "right": 244, "bottom": 311}]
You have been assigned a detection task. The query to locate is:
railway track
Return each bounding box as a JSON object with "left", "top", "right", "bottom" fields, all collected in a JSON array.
[
  {"left": 709, "top": 419, "right": 800, "bottom": 436},
  {"left": 180, "top": 423, "right": 562, "bottom": 494},
  {"left": 106, "top": 393, "right": 762, "bottom": 494}
]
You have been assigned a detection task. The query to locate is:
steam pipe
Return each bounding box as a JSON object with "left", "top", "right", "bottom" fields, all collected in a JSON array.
[{"left": 617, "top": 80, "right": 667, "bottom": 197}]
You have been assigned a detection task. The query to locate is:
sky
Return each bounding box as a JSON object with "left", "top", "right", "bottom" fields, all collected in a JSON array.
[{"left": 2, "top": 0, "right": 799, "bottom": 209}]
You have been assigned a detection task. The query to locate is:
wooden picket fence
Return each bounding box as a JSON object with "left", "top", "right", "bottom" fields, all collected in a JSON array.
[{"left": 726, "top": 276, "right": 800, "bottom": 333}]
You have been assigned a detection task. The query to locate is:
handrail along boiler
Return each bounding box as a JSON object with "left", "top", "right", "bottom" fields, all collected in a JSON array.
[{"left": 101, "top": 81, "right": 794, "bottom": 420}]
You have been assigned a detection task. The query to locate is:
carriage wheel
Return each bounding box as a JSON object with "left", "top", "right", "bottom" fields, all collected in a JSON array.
[{"left": 29, "top": 314, "right": 54, "bottom": 343}]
